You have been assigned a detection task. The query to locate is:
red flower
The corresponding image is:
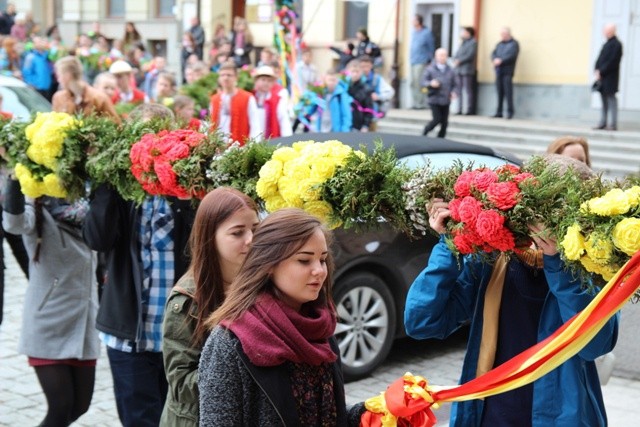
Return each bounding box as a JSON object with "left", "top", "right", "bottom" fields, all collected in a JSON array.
[
  {"left": 496, "top": 164, "right": 520, "bottom": 176},
  {"left": 448, "top": 198, "right": 462, "bottom": 222},
  {"left": 474, "top": 209, "right": 506, "bottom": 241},
  {"left": 452, "top": 228, "right": 482, "bottom": 254},
  {"left": 514, "top": 172, "right": 535, "bottom": 185},
  {"left": 129, "top": 129, "right": 205, "bottom": 197},
  {"left": 487, "top": 226, "right": 516, "bottom": 252},
  {"left": 486, "top": 181, "right": 520, "bottom": 210},
  {"left": 454, "top": 171, "right": 475, "bottom": 197},
  {"left": 457, "top": 196, "right": 483, "bottom": 225},
  {"left": 471, "top": 169, "right": 498, "bottom": 192}
]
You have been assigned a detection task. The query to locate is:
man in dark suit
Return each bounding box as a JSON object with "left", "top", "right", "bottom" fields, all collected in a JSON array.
[
  {"left": 491, "top": 27, "right": 519, "bottom": 119},
  {"left": 594, "top": 23, "right": 623, "bottom": 131},
  {"left": 453, "top": 26, "right": 478, "bottom": 115}
]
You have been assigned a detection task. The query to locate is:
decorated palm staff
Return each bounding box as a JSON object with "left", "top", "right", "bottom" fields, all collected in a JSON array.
[{"left": 363, "top": 155, "right": 631, "bottom": 426}]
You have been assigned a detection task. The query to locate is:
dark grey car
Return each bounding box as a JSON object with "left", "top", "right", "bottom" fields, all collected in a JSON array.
[{"left": 271, "top": 132, "right": 520, "bottom": 380}]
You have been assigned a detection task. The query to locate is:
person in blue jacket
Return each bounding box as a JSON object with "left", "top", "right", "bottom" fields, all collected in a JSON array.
[
  {"left": 404, "top": 192, "right": 618, "bottom": 426},
  {"left": 313, "top": 70, "right": 352, "bottom": 132}
]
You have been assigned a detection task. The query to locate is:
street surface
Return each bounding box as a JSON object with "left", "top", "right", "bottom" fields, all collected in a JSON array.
[{"left": 2, "top": 241, "right": 640, "bottom": 426}]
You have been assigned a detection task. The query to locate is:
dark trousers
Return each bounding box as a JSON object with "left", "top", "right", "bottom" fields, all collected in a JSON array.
[
  {"left": 456, "top": 74, "right": 475, "bottom": 114},
  {"left": 599, "top": 92, "right": 618, "bottom": 129},
  {"left": 423, "top": 104, "right": 450, "bottom": 138},
  {"left": 495, "top": 72, "right": 514, "bottom": 116},
  {"left": 107, "top": 347, "right": 168, "bottom": 427}
]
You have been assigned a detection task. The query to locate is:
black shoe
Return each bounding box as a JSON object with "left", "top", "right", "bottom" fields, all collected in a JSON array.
[
  {"left": 464, "top": 112, "right": 475, "bottom": 116},
  {"left": 592, "top": 124, "right": 606, "bottom": 130},
  {"left": 506, "top": 113, "right": 514, "bottom": 119},
  {"left": 606, "top": 126, "right": 617, "bottom": 131},
  {"left": 454, "top": 111, "right": 463, "bottom": 115},
  {"left": 491, "top": 114, "right": 503, "bottom": 118}
]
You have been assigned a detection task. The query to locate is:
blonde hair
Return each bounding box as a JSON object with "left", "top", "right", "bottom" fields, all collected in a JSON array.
[
  {"left": 55, "top": 56, "right": 83, "bottom": 82},
  {"left": 546, "top": 136, "right": 591, "bottom": 167}
]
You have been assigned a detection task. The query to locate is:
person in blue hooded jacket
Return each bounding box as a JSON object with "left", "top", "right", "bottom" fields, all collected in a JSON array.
[
  {"left": 313, "top": 70, "right": 352, "bottom": 133},
  {"left": 404, "top": 185, "right": 618, "bottom": 426}
]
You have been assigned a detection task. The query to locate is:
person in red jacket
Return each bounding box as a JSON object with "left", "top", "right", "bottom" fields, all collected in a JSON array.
[
  {"left": 210, "top": 61, "right": 263, "bottom": 145},
  {"left": 109, "top": 60, "right": 147, "bottom": 107},
  {"left": 253, "top": 65, "right": 292, "bottom": 139}
]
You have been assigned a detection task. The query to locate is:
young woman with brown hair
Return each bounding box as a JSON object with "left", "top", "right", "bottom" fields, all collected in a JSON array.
[
  {"left": 160, "top": 187, "right": 259, "bottom": 427},
  {"left": 198, "top": 208, "right": 364, "bottom": 426},
  {"left": 546, "top": 135, "right": 591, "bottom": 167}
]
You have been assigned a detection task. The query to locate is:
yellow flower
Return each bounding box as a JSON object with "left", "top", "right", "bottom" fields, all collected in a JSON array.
[
  {"left": 579, "top": 255, "right": 618, "bottom": 281},
  {"left": 292, "top": 140, "right": 314, "bottom": 152},
  {"left": 299, "top": 177, "right": 324, "bottom": 202},
  {"left": 278, "top": 175, "right": 304, "bottom": 207},
  {"left": 310, "top": 159, "right": 336, "bottom": 181},
  {"left": 625, "top": 186, "right": 640, "bottom": 207},
  {"left": 42, "top": 173, "right": 67, "bottom": 198},
  {"left": 283, "top": 157, "right": 311, "bottom": 181},
  {"left": 560, "top": 224, "right": 585, "bottom": 261},
  {"left": 255, "top": 179, "right": 278, "bottom": 199},
  {"left": 612, "top": 218, "right": 640, "bottom": 256},
  {"left": 258, "top": 159, "right": 283, "bottom": 186},
  {"left": 584, "top": 232, "right": 614, "bottom": 265},
  {"left": 24, "top": 111, "right": 77, "bottom": 169},
  {"left": 303, "top": 200, "right": 333, "bottom": 226},
  {"left": 14, "top": 163, "right": 43, "bottom": 198},
  {"left": 271, "top": 146, "right": 298, "bottom": 163},
  {"left": 264, "top": 195, "right": 289, "bottom": 212},
  {"left": 582, "top": 189, "right": 631, "bottom": 216}
]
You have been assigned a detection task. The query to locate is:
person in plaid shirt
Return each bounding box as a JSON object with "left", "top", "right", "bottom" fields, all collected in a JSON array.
[{"left": 82, "top": 105, "right": 195, "bottom": 427}]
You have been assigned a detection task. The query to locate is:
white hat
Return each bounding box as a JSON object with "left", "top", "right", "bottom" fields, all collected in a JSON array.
[
  {"left": 254, "top": 65, "right": 276, "bottom": 78},
  {"left": 109, "top": 60, "right": 133, "bottom": 74}
]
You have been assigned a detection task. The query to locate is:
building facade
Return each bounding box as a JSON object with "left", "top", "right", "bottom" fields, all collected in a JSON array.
[
  {"left": 207, "top": 0, "right": 638, "bottom": 124},
  {"left": 7, "top": 0, "right": 636, "bottom": 124}
]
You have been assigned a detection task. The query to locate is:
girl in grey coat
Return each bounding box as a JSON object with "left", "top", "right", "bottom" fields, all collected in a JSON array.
[
  {"left": 3, "top": 178, "right": 99, "bottom": 427},
  {"left": 199, "top": 209, "right": 364, "bottom": 426}
]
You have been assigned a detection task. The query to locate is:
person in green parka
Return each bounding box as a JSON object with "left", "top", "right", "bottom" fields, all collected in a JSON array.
[{"left": 160, "top": 187, "right": 259, "bottom": 426}]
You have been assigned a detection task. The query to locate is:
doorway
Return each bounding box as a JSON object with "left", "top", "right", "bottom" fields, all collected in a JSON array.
[
  {"left": 232, "top": 0, "right": 245, "bottom": 20},
  {"left": 591, "top": 0, "right": 640, "bottom": 110},
  {"left": 415, "top": 2, "right": 455, "bottom": 54}
]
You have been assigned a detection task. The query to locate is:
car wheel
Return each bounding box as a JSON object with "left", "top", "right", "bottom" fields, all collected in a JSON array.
[{"left": 333, "top": 272, "right": 397, "bottom": 381}]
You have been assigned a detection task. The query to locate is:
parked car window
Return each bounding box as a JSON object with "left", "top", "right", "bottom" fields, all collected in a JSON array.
[
  {"left": 0, "top": 85, "right": 51, "bottom": 121},
  {"left": 401, "top": 152, "right": 511, "bottom": 170}
]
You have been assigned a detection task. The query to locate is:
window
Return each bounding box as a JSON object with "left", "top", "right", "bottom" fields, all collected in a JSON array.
[
  {"left": 344, "top": 1, "right": 369, "bottom": 40},
  {"left": 108, "top": 0, "right": 125, "bottom": 18},
  {"left": 158, "top": 0, "right": 175, "bottom": 17}
]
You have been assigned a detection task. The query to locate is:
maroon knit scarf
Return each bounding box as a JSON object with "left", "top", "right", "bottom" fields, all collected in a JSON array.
[{"left": 223, "top": 293, "right": 338, "bottom": 367}]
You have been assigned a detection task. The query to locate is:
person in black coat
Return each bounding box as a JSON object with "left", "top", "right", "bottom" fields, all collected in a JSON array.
[
  {"left": 346, "top": 59, "right": 374, "bottom": 131},
  {"left": 594, "top": 23, "right": 623, "bottom": 131},
  {"left": 491, "top": 27, "right": 519, "bottom": 119},
  {"left": 421, "top": 48, "right": 457, "bottom": 138}
]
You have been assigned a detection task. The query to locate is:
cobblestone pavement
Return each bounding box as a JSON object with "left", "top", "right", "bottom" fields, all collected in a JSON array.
[{"left": 2, "top": 242, "right": 640, "bottom": 426}]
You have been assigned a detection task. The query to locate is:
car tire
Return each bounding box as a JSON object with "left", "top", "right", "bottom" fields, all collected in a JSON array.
[{"left": 333, "top": 272, "right": 397, "bottom": 381}]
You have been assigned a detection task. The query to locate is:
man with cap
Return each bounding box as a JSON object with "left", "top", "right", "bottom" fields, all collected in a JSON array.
[
  {"left": 253, "top": 65, "right": 292, "bottom": 139},
  {"left": 210, "top": 61, "right": 263, "bottom": 144},
  {"left": 109, "top": 60, "right": 147, "bottom": 107}
]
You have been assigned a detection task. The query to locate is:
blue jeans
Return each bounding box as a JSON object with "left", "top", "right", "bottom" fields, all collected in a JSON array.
[{"left": 107, "top": 347, "right": 168, "bottom": 427}]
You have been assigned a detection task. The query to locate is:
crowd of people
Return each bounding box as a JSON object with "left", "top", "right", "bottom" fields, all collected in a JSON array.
[
  {"left": 0, "top": 3, "right": 625, "bottom": 427},
  {"left": 411, "top": 15, "right": 623, "bottom": 136},
  {"left": 0, "top": 9, "right": 397, "bottom": 144}
]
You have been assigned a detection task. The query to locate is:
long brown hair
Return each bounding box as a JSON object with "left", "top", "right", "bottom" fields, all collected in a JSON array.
[
  {"left": 207, "top": 208, "right": 335, "bottom": 329},
  {"left": 190, "top": 187, "right": 258, "bottom": 346}
]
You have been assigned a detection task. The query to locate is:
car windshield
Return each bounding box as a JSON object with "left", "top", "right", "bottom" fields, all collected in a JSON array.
[
  {"left": 401, "top": 152, "right": 513, "bottom": 170},
  {"left": 0, "top": 85, "right": 51, "bottom": 121}
]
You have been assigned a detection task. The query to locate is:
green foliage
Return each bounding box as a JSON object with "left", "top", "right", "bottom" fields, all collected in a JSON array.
[
  {"left": 0, "top": 118, "right": 29, "bottom": 169},
  {"left": 180, "top": 72, "right": 219, "bottom": 112},
  {"left": 55, "top": 116, "right": 120, "bottom": 200},
  {"left": 85, "top": 118, "right": 173, "bottom": 203},
  {"left": 205, "top": 139, "right": 276, "bottom": 204},
  {"left": 172, "top": 132, "right": 228, "bottom": 198},
  {"left": 179, "top": 70, "right": 255, "bottom": 113},
  {"left": 322, "top": 140, "right": 413, "bottom": 233}
]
